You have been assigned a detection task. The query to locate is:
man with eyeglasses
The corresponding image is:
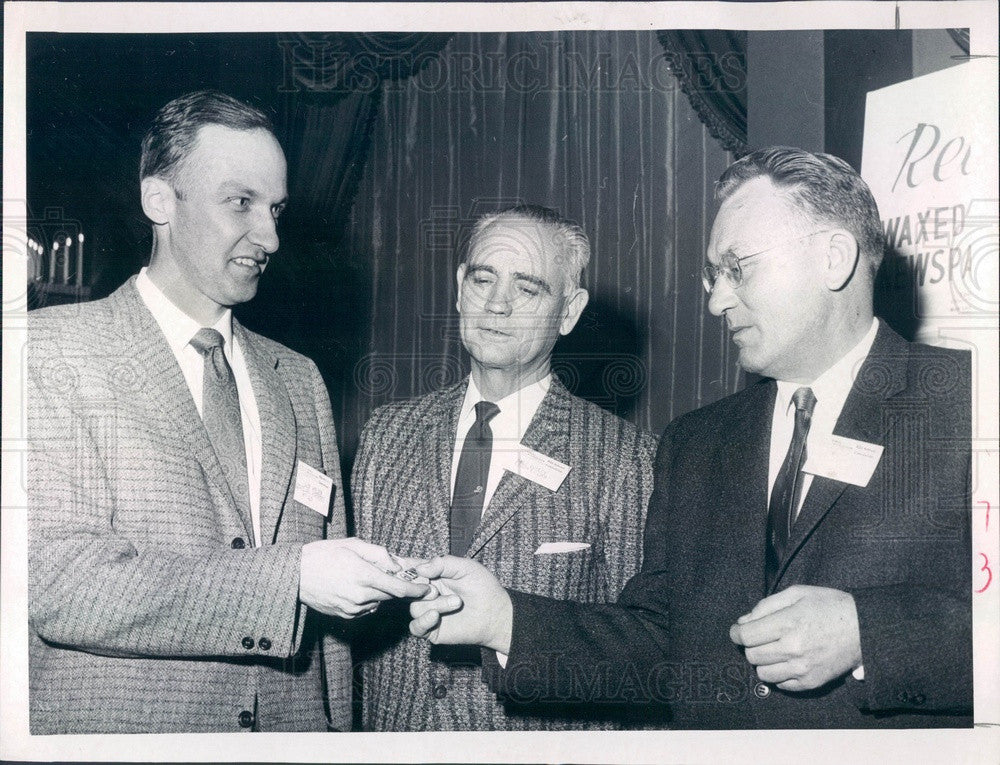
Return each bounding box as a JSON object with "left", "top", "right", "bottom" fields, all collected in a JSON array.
[{"left": 407, "top": 147, "right": 972, "bottom": 729}]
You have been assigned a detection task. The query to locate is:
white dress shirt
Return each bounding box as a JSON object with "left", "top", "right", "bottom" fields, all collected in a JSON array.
[
  {"left": 136, "top": 268, "right": 263, "bottom": 547},
  {"left": 767, "top": 317, "right": 880, "bottom": 514},
  {"left": 767, "top": 317, "right": 878, "bottom": 681},
  {"left": 450, "top": 374, "right": 551, "bottom": 509},
  {"left": 456, "top": 374, "right": 551, "bottom": 670}
]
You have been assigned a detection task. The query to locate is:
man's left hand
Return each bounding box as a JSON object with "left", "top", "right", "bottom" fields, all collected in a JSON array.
[{"left": 729, "top": 585, "right": 862, "bottom": 692}]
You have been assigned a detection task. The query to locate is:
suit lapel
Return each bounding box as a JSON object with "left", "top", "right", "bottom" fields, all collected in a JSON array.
[
  {"left": 713, "top": 381, "right": 775, "bottom": 591},
  {"left": 774, "top": 322, "right": 909, "bottom": 589},
  {"left": 235, "top": 322, "right": 297, "bottom": 545},
  {"left": 466, "top": 378, "right": 573, "bottom": 558},
  {"left": 109, "top": 279, "right": 252, "bottom": 538},
  {"left": 425, "top": 381, "right": 467, "bottom": 554}
]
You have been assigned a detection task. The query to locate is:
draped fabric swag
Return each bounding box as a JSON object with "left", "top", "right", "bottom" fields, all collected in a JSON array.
[
  {"left": 657, "top": 30, "right": 748, "bottom": 156},
  {"left": 336, "top": 31, "right": 743, "bottom": 463}
]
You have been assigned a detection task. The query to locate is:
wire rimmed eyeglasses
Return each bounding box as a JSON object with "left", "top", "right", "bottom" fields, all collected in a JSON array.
[{"left": 701, "top": 229, "right": 833, "bottom": 293}]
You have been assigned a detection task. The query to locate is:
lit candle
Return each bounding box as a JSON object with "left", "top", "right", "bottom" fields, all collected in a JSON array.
[
  {"left": 76, "top": 233, "right": 85, "bottom": 288},
  {"left": 63, "top": 237, "right": 72, "bottom": 283},
  {"left": 50, "top": 241, "right": 59, "bottom": 282}
]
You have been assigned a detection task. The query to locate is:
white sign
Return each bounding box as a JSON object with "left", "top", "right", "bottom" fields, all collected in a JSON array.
[{"left": 862, "top": 59, "right": 999, "bottom": 346}]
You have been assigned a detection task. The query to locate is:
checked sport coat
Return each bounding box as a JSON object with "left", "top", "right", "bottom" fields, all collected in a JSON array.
[
  {"left": 27, "top": 277, "right": 353, "bottom": 733},
  {"left": 354, "top": 376, "right": 657, "bottom": 730}
]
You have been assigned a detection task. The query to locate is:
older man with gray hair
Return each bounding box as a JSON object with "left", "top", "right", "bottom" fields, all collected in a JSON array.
[{"left": 354, "top": 204, "right": 656, "bottom": 730}]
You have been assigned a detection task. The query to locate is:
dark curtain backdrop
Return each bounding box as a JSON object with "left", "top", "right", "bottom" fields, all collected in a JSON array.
[
  {"left": 26, "top": 31, "right": 746, "bottom": 483},
  {"left": 336, "top": 31, "right": 742, "bottom": 464}
]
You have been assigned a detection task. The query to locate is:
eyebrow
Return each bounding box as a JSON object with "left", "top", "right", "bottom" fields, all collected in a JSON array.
[
  {"left": 218, "top": 182, "right": 288, "bottom": 207},
  {"left": 512, "top": 271, "right": 552, "bottom": 294},
  {"left": 466, "top": 264, "right": 552, "bottom": 294}
]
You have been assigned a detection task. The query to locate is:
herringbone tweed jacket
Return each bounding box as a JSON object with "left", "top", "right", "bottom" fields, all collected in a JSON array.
[
  {"left": 354, "top": 376, "right": 656, "bottom": 730},
  {"left": 27, "top": 277, "right": 352, "bottom": 733}
]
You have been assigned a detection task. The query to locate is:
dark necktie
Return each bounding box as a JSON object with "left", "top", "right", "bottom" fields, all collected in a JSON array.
[
  {"left": 450, "top": 400, "right": 501, "bottom": 556},
  {"left": 765, "top": 386, "right": 817, "bottom": 591},
  {"left": 190, "top": 328, "right": 250, "bottom": 526}
]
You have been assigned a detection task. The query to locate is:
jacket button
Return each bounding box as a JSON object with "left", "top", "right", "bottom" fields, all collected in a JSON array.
[
  {"left": 897, "top": 691, "right": 910, "bottom": 704},
  {"left": 913, "top": 694, "right": 926, "bottom": 706},
  {"left": 753, "top": 682, "right": 771, "bottom": 699},
  {"left": 241, "top": 636, "right": 255, "bottom": 650},
  {"left": 231, "top": 537, "right": 246, "bottom": 549},
  {"left": 258, "top": 637, "right": 272, "bottom": 651},
  {"left": 432, "top": 684, "right": 448, "bottom": 699},
  {"left": 238, "top": 710, "right": 254, "bottom": 728}
]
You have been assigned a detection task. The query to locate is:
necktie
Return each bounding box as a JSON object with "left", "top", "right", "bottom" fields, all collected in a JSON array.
[
  {"left": 765, "top": 386, "right": 817, "bottom": 591},
  {"left": 190, "top": 328, "right": 250, "bottom": 528},
  {"left": 450, "top": 400, "right": 501, "bottom": 556}
]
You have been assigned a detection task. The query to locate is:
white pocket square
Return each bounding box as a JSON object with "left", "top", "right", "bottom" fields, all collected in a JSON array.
[{"left": 534, "top": 542, "right": 591, "bottom": 555}]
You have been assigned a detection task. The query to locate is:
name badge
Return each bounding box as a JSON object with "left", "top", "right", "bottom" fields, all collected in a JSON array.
[
  {"left": 294, "top": 460, "right": 334, "bottom": 516},
  {"left": 509, "top": 446, "right": 571, "bottom": 492},
  {"left": 803, "top": 435, "right": 884, "bottom": 487}
]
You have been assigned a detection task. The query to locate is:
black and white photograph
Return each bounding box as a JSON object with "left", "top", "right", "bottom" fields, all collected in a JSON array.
[{"left": 2, "top": 1, "right": 998, "bottom": 762}]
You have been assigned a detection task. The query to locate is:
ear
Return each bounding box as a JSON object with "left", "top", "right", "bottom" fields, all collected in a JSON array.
[
  {"left": 140, "top": 176, "right": 175, "bottom": 226},
  {"left": 822, "top": 229, "right": 860, "bottom": 291},
  {"left": 558, "top": 287, "right": 590, "bottom": 336},
  {"left": 455, "top": 263, "right": 467, "bottom": 313}
]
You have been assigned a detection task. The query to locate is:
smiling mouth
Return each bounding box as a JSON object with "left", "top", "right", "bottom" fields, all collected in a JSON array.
[{"left": 231, "top": 256, "right": 266, "bottom": 272}]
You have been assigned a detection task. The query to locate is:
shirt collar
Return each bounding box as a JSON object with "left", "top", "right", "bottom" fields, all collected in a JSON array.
[
  {"left": 461, "top": 373, "right": 552, "bottom": 439},
  {"left": 136, "top": 267, "right": 234, "bottom": 355},
  {"left": 776, "top": 317, "right": 879, "bottom": 416}
]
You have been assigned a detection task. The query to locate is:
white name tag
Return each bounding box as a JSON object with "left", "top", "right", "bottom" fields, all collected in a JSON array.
[
  {"left": 509, "top": 446, "right": 572, "bottom": 492},
  {"left": 804, "top": 434, "right": 884, "bottom": 487},
  {"left": 293, "top": 460, "right": 334, "bottom": 516}
]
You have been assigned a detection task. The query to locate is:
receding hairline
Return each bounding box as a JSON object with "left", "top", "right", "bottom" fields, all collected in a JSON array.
[
  {"left": 157, "top": 124, "right": 285, "bottom": 195},
  {"left": 466, "top": 211, "right": 589, "bottom": 294}
]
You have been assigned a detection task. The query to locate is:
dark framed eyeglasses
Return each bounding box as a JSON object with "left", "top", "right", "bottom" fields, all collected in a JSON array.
[{"left": 701, "top": 229, "right": 833, "bottom": 293}]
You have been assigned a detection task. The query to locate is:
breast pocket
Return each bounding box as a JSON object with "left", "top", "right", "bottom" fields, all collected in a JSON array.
[{"left": 522, "top": 545, "right": 599, "bottom": 599}]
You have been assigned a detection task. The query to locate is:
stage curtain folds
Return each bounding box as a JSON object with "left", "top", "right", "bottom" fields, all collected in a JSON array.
[{"left": 336, "top": 31, "right": 741, "bottom": 464}]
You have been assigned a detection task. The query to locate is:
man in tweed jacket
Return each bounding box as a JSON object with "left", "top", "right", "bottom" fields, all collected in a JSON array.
[
  {"left": 354, "top": 205, "right": 657, "bottom": 730},
  {"left": 27, "top": 91, "right": 426, "bottom": 734}
]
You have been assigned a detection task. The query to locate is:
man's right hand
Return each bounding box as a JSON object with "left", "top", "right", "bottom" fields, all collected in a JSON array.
[
  {"left": 408, "top": 555, "right": 513, "bottom": 654},
  {"left": 299, "top": 538, "right": 429, "bottom": 619}
]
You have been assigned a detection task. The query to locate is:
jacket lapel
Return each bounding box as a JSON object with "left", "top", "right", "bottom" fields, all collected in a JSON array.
[
  {"left": 109, "top": 278, "right": 252, "bottom": 538},
  {"left": 235, "top": 322, "right": 297, "bottom": 545},
  {"left": 425, "top": 381, "right": 468, "bottom": 554},
  {"left": 712, "top": 381, "right": 775, "bottom": 592},
  {"left": 773, "top": 322, "right": 909, "bottom": 589},
  {"left": 466, "top": 378, "right": 573, "bottom": 558}
]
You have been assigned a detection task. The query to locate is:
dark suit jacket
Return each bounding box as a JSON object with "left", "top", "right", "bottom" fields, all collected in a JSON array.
[
  {"left": 354, "top": 376, "right": 657, "bottom": 730},
  {"left": 490, "top": 322, "right": 972, "bottom": 728},
  {"left": 27, "top": 278, "right": 352, "bottom": 733}
]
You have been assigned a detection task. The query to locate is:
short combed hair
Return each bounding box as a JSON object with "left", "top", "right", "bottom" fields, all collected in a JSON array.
[
  {"left": 467, "top": 204, "right": 591, "bottom": 294},
  {"left": 140, "top": 90, "right": 274, "bottom": 186},
  {"left": 715, "top": 147, "right": 885, "bottom": 276}
]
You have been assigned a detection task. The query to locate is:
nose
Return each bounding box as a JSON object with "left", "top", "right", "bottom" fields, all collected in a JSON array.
[
  {"left": 483, "top": 283, "right": 513, "bottom": 316},
  {"left": 707, "top": 273, "right": 737, "bottom": 317},
  {"left": 249, "top": 209, "right": 280, "bottom": 254}
]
